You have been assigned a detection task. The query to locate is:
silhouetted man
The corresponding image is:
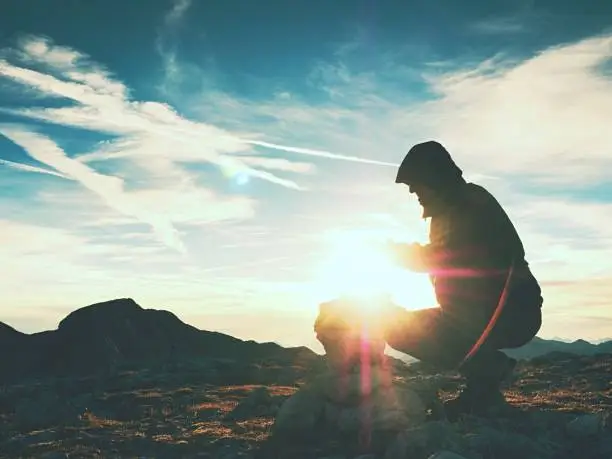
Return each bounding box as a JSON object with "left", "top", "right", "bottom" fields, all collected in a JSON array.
[{"left": 385, "top": 140, "right": 543, "bottom": 420}]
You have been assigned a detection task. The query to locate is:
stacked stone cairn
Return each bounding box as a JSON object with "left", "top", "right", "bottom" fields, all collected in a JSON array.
[{"left": 266, "top": 296, "right": 446, "bottom": 458}]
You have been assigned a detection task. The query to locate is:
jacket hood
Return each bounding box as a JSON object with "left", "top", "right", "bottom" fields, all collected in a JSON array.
[
  {"left": 395, "top": 140, "right": 464, "bottom": 187},
  {"left": 396, "top": 141, "right": 466, "bottom": 218}
]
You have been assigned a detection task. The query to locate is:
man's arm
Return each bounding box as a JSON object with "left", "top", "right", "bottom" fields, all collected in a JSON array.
[
  {"left": 387, "top": 242, "right": 440, "bottom": 273},
  {"left": 389, "top": 185, "right": 522, "bottom": 274}
]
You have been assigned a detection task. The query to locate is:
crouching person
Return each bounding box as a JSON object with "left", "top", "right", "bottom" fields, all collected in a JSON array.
[{"left": 384, "top": 140, "right": 543, "bottom": 420}]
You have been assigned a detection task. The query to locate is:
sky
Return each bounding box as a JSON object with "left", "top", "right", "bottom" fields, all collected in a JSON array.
[{"left": 1, "top": 0, "right": 612, "bottom": 352}]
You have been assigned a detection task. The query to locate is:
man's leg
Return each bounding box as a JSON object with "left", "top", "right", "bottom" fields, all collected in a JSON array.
[
  {"left": 488, "top": 295, "right": 543, "bottom": 350},
  {"left": 440, "top": 295, "right": 543, "bottom": 418},
  {"left": 442, "top": 303, "right": 543, "bottom": 419},
  {"left": 383, "top": 307, "right": 472, "bottom": 370},
  {"left": 384, "top": 306, "right": 517, "bottom": 419},
  {"left": 442, "top": 347, "right": 517, "bottom": 419}
]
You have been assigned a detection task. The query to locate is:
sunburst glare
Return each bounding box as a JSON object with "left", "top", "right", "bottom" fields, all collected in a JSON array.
[{"left": 313, "top": 230, "right": 435, "bottom": 312}]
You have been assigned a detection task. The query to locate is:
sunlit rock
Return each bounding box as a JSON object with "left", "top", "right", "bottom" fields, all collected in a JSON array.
[{"left": 272, "top": 297, "right": 428, "bottom": 456}]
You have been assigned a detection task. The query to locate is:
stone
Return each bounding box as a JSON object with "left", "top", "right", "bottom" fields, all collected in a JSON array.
[
  {"left": 216, "top": 444, "right": 253, "bottom": 459},
  {"left": 383, "top": 421, "right": 460, "bottom": 459},
  {"left": 225, "top": 387, "right": 273, "bottom": 420},
  {"left": 465, "top": 425, "right": 556, "bottom": 458},
  {"left": 310, "top": 365, "right": 394, "bottom": 404},
  {"left": 14, "top": 394, "right": 79, "bottom": 429},
  {"left": 427, "top": 452, "right": 468, "bottom": 459},
  {"left": 566, "top": 413, "right": 606, "bottom": 437},
  {"left": 323, "top": 401, "right": 341, "bottom": 425},
  {"left": 270, "top": 297, "right": 433, "bottom": 457},
  {"left": 314, "top": 297, "right": 388, "bottom": 372},
  {"left": 273, "top": 387, "right": 325, "bottom": 439},
  {"left": 371, "top": 383, "right": 427, "bottom": 428},
  {"left": 337, "top": 405, "right": 363, "bottom": 434},
  {"left": 39, "top": 453, "right": 69, "bottom": 459},
  {"left": 23, "top": 429, "right": 57, "bottom": 445},
  {"left": 280, "top": 364, "right": 426, "bottom": 440}
]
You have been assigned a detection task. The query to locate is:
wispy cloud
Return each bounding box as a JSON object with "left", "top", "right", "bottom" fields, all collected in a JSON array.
[
  {"left": 419, "top": 34, "right": 612, "bottom": 183},
  {"left": 165, "top": 0, "right": 192, "bottom": 25},
  {"left": 178, "top": 29, "right": 612, "bottom": 291},
  {"left": 242, "top": 139, "right": 397, "bottom": 167},
  {"left": 189, "top": 31, "right": 612, "bottom": 314},
  {"left": 0, "top": 41, "right": 298, "bottom": 190},
  {"left": 237, "top": 156, "right": 316, "bottom": 173},
  {"left": 0, "top": 158, "right": 71, "bottom": 179},
  {"left": 181, "top": 32, "right": 612, "bottom": 188},
  {"left": 0, "top": 35, "right": 396, "bottom": 251},
  {"left": 1, "top": 37, "right": 387, "bottom": 177},
  {"left": 16, "top": 34, "right": 128, "bottom": 98},
  {"left": 468, "top": 16, "right": 526, "bottom": 35},
  {"left": 0, "top": 218, "right": 302, "bottom": 336},
  {"left": 0, "top": 125, "right": 187, "bottom": 252},
  {"left": 0, "top": 219, "right": 174, "bottom": 291},
  {"left": 156, "top": 0, "right": 195, "bottom": 86}
]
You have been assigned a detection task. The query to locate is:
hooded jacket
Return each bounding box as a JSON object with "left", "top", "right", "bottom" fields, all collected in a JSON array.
[{"left": 396, "top": 142, "right": 542, "bottom": 327}]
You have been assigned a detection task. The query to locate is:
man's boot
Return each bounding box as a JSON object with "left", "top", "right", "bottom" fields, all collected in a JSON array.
[{"left": 443, "top": 351, "right": 517, "bottom": 421}]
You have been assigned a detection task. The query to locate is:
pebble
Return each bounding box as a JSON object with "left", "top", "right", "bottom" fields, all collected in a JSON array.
[
  {"left": 566, "top": 413, "right": 605, "bottom": 437},
  {"left": 427, "top": 452, "right": 468, "bottom": 459}
]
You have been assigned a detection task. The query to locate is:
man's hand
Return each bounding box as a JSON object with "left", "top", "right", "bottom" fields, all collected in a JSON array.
[{"left": 385, "top": 241, "right": 429, "bottom": 272}]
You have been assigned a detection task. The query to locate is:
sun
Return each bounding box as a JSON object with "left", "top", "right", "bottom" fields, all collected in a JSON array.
[{"left": 312, "top": 230, "right": 435, "bottom": 312}]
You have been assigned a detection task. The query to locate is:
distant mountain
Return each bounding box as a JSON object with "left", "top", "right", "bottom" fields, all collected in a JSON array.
[
  {"left": 504, "top": 336, "right": 612, "bottom": 360},
  {"left": 549, "top": 336, "right": 574, "bottom": 343},
  {"left": 3, "top": 299, "right": 610, "bottom": 383},
  {"left": 593, "top": 337, "right": 612, "bottom": 344},
  {"left": 0, "top": 298, "right": 322, "bottom": 383},
  {"left": 388, "top": 336, "right": 612, "bottom": 364}
]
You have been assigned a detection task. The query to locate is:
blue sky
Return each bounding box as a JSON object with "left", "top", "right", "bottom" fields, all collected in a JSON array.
[{"left": 1, "top": 0, "right": 612, "bottom": 351}]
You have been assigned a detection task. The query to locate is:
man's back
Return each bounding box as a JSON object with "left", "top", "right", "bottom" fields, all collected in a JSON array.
[{"left": 429, "top": 183, "right": 539, "bottom": 323}]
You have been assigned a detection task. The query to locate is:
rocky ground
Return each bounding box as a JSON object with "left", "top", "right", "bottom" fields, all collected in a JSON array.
[{"left": 1, "top": 352, "right": 611, "bottom": 459}]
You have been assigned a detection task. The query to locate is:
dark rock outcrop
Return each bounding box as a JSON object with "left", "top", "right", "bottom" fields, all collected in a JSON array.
[{"left": 0, "top": 298, "right": 322, "bottom": 382}]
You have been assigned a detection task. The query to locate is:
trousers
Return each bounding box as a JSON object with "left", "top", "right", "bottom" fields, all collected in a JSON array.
[{"left": 384, "top": 279, "right": 543, "bottom": 375}]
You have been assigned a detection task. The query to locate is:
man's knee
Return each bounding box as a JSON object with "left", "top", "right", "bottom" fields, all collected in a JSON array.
[
  {"left": 382, "top": 307, "right": 448, "bottom": 357},
  {"left": 505, "top": 307, "right": 542, "bottom": 348},
  {"left": 384, "top": 326, "right": 418, "bottom": 353},
  {"left": 492, "top": 302, "right": 542, "bottom": 349}
]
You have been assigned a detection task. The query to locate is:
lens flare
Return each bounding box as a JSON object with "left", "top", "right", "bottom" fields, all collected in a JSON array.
[
  {"left": 235, "top": 171, "right": 250, "bottom": 185},
  {"left": 313, "top": 230, "right": 435, "bottom": 311}
]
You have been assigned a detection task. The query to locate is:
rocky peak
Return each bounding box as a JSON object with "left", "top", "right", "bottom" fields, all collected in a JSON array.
[{"left": 57, "top": 298, "right": 142, "bottom": 331}]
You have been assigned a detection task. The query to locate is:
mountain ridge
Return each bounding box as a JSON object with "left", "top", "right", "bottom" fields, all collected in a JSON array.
[
  {"left": 0, "top": 298, "right": 322, "bottom": 383},
  {"left": 504, "top": 335, "right": 612, "bottom": 360},
  {"left": 2, "top": 298, "right": 611, "bottom": 382}
]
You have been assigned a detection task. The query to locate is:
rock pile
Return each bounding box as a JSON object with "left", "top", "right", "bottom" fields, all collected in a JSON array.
[
  {"left": 257, "top": 299, "right": 612, "bottom": 459},
  {"left": 262, "top": 297, "right": 444, "bottom": 458}
]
